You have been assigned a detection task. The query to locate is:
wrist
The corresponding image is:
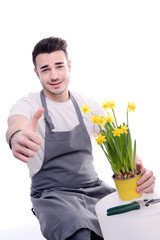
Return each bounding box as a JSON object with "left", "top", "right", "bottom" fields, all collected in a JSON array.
[{"left": 8, "top": 130, "right": 22, "bottom": 149}]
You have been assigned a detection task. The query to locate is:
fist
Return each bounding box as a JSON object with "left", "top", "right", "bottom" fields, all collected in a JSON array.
[{"left": 12, "top": 108, "right": 44, "bottom": 163}]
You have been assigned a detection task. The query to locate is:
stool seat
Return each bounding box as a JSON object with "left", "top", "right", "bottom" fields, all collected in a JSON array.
[{"left": 95, "top": 191, "right": 160, "bottom": 240}]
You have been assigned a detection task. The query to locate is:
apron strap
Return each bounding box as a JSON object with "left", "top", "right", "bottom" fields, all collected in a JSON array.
[
  {"left": 40, "top": 91, "right": 55, "bottom": 132},
  {"left": 70, "top": 93, "right": 84, "bottom": 125},
  {"left": 40, "top": 90, "right": 84, "bottom": 131}
]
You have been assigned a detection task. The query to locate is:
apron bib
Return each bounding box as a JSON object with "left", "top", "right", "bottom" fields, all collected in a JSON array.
[{"left": 31, "top": 91, "right": 115, "bottom": 240}]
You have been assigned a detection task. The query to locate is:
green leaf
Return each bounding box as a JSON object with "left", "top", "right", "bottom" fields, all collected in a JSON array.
[
  {"left": 132, "top": 140, "right": 136, "bottom": 172},
  {"left": 95, "top": 104, "right": 136, "bottom": 176}
]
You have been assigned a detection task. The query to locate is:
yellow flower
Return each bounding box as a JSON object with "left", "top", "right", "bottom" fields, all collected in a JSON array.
[
  {"left": 102, "top": 100, "right": 116, "bottom": 110},
  {"left": 128, "top": 102, "right": 136, "bottom": 112},
  {"left": 102, "top": 100, "right": 110, "bottom": 111},
  {"left": 109, "top": 101, "right": 116, "bottom": 109},
  {"left": 81, "top": 104, "right": 91, "bottom": 114},
  {"left": 95, "top": 133, "right": 107, "bottom": 145},
  {"left": 90, "top": 115, "right": 99, "bottom": 124},
  {"left": 112, "top": 128, "right": 122, "bottom": 137},
  {"left": 106, "top": 114, "right": 114, "bottom": 123},
  {"left": 97, "top": 116, "right": 107, "bottom": 126},
  {"left": 120, "top": 125, "right": 128, "bottom": 134}
]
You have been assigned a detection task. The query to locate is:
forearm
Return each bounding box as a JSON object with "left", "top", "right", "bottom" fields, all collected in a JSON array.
[
  {"left": 6, "top": 109, "right": 43, "bottom": 163},
  {"left": 6, "top": 114, "right": 30, "bottom": 143}
]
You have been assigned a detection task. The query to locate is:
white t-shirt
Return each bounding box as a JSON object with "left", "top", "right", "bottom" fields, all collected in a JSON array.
[{"left": 9, "top": 91, "right": 104, "bottom": 177}]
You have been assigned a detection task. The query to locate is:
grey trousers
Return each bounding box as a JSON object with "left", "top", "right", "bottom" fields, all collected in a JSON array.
[{"left": 66, "top": 228, "right": 104, "bottom": 240}]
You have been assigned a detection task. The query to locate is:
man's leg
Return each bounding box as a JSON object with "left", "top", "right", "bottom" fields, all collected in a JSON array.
[
  {"left": 91, "top": 231, "right": 104, "bottom": 240},
  {"left": 66, "top": 228, "right": 91, "bottom": 240},
  {"left": 66, "top": 228, "right": 104, "bottom": 240}
]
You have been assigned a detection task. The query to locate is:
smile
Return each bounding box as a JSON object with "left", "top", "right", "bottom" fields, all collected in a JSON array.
[{"left": 49, "top": 81, "right": 63, "bottom": 87}]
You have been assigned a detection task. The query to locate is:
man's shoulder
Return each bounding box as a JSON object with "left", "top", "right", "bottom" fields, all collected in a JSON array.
[
  {"left": 24, "top": 91, "right": 41, "bottom": 101},
  {"left": 71, "top": 91, "right": 96, "bottom": 104},
  {"left": 9, "top": 91, "right": 42, "bottom": 119},
  {"left": 14, "top": 91, "right": 41, "bottom": 106},
  {"left": 71, "top": 91, "right": 101, "bottom": 109}
]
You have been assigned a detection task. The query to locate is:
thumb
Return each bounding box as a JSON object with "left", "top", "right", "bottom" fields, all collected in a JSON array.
[
  {"left": 135, "top": 159, "right": 145, "bottom": 173},
  {"left": 29, "top": 108, "right": 44, "bottom": 131}
]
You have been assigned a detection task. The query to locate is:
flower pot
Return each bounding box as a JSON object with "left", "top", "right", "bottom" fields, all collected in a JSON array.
[{"left": 113, "top": 170, "right": 142, "bottom": 201}]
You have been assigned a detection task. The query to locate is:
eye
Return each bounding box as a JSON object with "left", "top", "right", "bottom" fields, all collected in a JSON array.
[
  {"left": 57, "top": 65, "right": 64, "bottom": 69},
  {"left": 42, "top": 68, "right": 49, "bottom": 73}
]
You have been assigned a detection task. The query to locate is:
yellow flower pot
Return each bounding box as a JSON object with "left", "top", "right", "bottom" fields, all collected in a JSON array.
[{"left": 113, "top": 170, "right": 142, "bottom": 201}]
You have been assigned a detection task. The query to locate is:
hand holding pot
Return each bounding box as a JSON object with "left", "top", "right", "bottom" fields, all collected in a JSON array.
[{"left": 135, "top": 155, "right": 156, "bottom": 194}]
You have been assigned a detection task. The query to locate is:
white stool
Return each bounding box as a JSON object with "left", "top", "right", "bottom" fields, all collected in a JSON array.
[{"left": 95, "top": 191, "right": 160, "bottom": 240}]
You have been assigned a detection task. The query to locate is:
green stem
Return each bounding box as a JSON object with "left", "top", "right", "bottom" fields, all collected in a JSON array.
[
  {"left": 127, "top": 109, "right": 129, "bottom": 127},
  {"left": 112, "top": 109, "right": 118, "bottom": 128}
]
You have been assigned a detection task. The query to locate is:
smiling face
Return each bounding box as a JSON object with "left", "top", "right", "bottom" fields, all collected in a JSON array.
[{"left": 34, "top": 50, "right": 71, "bottom": 102}]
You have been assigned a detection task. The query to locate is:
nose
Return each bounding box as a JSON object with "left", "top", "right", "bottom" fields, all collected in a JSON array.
[{"left": 50, "top": 69, "right": 59, "bottom": 81}]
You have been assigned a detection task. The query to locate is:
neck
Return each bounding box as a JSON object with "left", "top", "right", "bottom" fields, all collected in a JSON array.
[{"left": 43, "top": 88, "right": 70, "bottom": 102}]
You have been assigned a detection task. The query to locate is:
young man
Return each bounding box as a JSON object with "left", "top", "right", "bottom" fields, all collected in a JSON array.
[{"left": 6, "top": 37, "right": 155, "bottom": 240}]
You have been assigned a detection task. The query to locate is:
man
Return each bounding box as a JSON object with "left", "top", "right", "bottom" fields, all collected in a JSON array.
[{"left": 6, "top": 37, "right": 155, "bottom": 240}]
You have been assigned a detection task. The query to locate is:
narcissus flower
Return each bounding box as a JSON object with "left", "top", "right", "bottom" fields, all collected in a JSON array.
[
  {"left": 102, "top": 100, "right": 116, "bottom": 110},
  {"left": 109, "top": 101, "right": 116, "bottom": 109},
  {"left": 95, "top": 133, "right": 107, "bottom": 145},
  {"left": 81, "top": 104, "right": 91, "bottom": 114},
  {"left": 97, "top": 116, "right": 107, "bottom": 126},
  {"left": 120, "top": 125, "right": 128, "bottom": 134},
  {"left": 128, "top": 102, "right": 136, "bottom": 112},
  {"left": 106, "top": 114, "right": 114, "bottom": 124},
  {"left": 112, "top": 128, "right": 122, "bottom": 137},
  {"left": 90, "top": 115, "right": 99, "bottom": 124},
  {"left": 102, "top": 100, "right": 110, "bottom": 111},
  {"left": 80, "top": 100, "right": 136, "bottom": 176}
]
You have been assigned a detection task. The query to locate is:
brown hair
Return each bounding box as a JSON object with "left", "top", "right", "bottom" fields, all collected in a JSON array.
[{"left": 32, "top": 37, "right": 68, "bottom": 68}]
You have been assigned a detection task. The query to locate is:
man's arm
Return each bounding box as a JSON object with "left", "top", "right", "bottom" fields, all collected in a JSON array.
[
  {"left": 6, "top": 114, "right": 30, "bottom": 142},
  {"left": 6, "top": 108, "right": 44, "bottom": 163}
]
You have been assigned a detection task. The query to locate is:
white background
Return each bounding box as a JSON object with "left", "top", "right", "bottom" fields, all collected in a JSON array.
[{"left": 0, "top": 0, "right": 160, "bottom": 239}]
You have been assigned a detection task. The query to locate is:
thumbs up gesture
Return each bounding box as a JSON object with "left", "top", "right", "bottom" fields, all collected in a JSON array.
[
  {"left": 28, "top": 108, "right": 44, "bottom": 132},
  {"left": 11, "top": 108, "right": 44, "bottom": 163}
]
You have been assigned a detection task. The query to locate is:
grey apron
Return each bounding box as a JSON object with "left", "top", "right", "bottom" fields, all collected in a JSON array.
[{"left": 31, "top": 91, "right": 115, "bottom": 240}]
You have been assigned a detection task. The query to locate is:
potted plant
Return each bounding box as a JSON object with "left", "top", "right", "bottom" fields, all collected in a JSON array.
[{"left": 81, "top": 100, "right": 142, "bottom": 200}]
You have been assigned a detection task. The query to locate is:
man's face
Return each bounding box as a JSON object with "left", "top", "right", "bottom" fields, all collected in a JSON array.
[{"left": 34, "top": 50, "right": 71, "bottom": 101}]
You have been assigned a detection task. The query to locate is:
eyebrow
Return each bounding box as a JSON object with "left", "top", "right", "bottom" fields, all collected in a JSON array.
[
  {"left": 55, "top": 62, "right": 65, "bottom": 65},
  {"left": 40, "top": 65, "right": 49, "bottom": 70},
  {"left": 40, "top": 62, "right": 64, "bottom": 69}
]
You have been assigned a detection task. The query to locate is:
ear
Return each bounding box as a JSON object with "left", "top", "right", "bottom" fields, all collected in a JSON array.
[
  {"left": 67, "top": 60, "right": 71, "bottom": 72},
  {"left": 34, "top": 68, "right": 40, "bottom": 78}
]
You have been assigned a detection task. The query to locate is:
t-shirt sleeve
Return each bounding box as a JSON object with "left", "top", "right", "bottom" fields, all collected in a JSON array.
[{"left": 9, "top": 97, "right": 36, "bottom": 120}]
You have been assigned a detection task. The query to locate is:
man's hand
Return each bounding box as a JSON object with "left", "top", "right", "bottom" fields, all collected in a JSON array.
[
  {"left": 135, "top": 155, "right": 156, "bottom": 194},
  {"left": 11, "top": 108, "right": 44, "bottom": 163}
]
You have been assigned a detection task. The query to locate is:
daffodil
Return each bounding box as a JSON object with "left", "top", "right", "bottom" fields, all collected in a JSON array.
[
  {"left": 128, "top": 102, "right": 136, "bottom": 112},
  {"left": 112, "top": 128, "right": 122, "bottom": 137},
  {"left": 102, "top": 100, "right": 116, "bottom": 110},
  {"left": 95, "top": 133, "right": 107, "bottom": 145},
  {"left": 81, "top": 104, "right": 91, "bottom": 114},
  {"left": 102, "top": 100, "right": 110, "bottom": 111},
  {"left": 120, "top": 125, "right": 128, "bottom": 134},
  {"left": 109, "top": 101, "right": 116, "bottom": 109},
  {"left": 106, "top": 114, "right": 114, "bottom": 124},
  {"left": 80, "top": 100, "right": 137, "bottom": 176},
  {"left": 97, "top": 116, "right": 106, "bottom": 126},
  {"left": 90, "top": 115, "right": 99, "bottom": 124}
]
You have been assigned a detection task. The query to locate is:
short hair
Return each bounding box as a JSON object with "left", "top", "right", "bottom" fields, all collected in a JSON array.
[{"left": 32, "top": 37, "right": 68, "bottom": 68}]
